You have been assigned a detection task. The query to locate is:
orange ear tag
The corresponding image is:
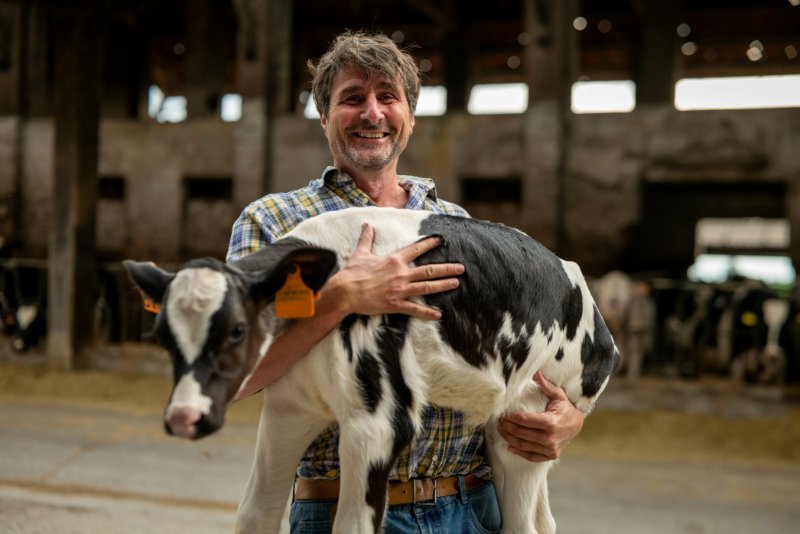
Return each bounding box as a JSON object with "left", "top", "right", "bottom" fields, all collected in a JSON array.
[
  {"left": 142, "top": 295, "right": 161, "bottom": 314},
  {"left": 275, "top": 266, "right": 320, "bottom": 318}
]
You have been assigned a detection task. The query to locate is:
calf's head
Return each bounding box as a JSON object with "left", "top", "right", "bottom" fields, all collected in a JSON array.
[{"left": 123, "top": 242, "right": 337, "bottom": 439}]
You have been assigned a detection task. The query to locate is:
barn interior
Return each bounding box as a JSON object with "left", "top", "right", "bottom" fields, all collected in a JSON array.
[
  {"left": 1, "top": 2, "right": 800, "bottom": 532},
  {"left": 0, "top": 0, "right": 799, "bottom": 378}
]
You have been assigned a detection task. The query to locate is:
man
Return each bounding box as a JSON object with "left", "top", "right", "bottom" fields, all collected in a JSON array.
[{"left": 228, "top": 31, "right": 584, "bottom": 533}]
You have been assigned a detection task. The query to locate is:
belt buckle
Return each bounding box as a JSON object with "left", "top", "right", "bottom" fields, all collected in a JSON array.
[{"left": 412, "top": 478, "right": 437, "bottom": 507}]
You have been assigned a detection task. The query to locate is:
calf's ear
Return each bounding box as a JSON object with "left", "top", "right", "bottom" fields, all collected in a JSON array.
[
  {"left": 122, "top": 260, "right": 176, "bottom": 304},
  {"left": 248, "top": 247, "right": 338, "bottom": 301},
  {"left": 284, "top": 247, "right": 339, "bottom": 292}
]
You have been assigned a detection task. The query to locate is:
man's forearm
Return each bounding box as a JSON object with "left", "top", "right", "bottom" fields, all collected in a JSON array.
[{"left": 234, "top": 282, "right": 349, "bottom": 400}]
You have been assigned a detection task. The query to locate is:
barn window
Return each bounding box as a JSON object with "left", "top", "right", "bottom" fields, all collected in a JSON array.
[
  {"left": 571, "top": 80, "right": 636, "bottom": 114},
  {"left": 687, "top": 217, "right": 795, "bottom": 288},
  {"left": 675, "top": 75, "right": 800, "bottom": 111},
  {"left": 148, "top": 85, "right": 188, "bottom": 123},
  {"left": 221, "top": 93, "right": 242, "bottom": 122},
  {"left": 467, "top": 83, "right": 528, "bottom": 115}
]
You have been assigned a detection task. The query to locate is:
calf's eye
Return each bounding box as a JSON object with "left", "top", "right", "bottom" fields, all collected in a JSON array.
[{"left": 229, "top": 324, "right": 247, "bottom": 343}]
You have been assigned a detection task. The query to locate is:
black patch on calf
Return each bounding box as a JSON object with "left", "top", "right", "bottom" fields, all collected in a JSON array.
[
  {"left": 344, "top": 314, "right": 413, "bottom": 415},
  {"left": 562, "top": 284, "right": 584, "bottom": 341},
  {"left": 580, "top": 307, "right": 620, "bottom": 398},
  {"left": 365, "top": 462, "right": 392, "bottom": 533},
  {"left": 418, "top": 215, "right": 579, "bottom": 377},
  {"left": 351, "top": 314, "right": 416, "bottom": 532},
  {"left": 377, "top": 315, "right": 414, "bottom": 410},
  {"left": 356, "top": 351, "right": 382, "bottom": 413},
  {"left": 340, "top": 314, "right": 359, "bottom": 363}
]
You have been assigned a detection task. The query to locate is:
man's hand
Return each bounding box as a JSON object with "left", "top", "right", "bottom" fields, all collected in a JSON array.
[
  {"left": 327, "top": 223, "right": 465, "bottom": 319},
  {"left": 497, "top": 372, "right": 584, "bottom": 462}
]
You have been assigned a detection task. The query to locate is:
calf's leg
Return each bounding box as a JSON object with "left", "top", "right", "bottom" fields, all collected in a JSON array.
[
  {"left": 236, "top": 379, "right": 330, "bottom": 533},
  {"left": 333, "top": 410, "right": 415, "bottom": 534}
]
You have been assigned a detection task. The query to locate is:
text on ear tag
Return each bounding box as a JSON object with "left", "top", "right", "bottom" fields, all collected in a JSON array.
[{"left": 275, "top": 265, "right": 319, "bottom": 318}]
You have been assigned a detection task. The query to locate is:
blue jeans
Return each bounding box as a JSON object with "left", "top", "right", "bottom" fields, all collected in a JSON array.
[{"left": 290, "top": 477, "right": 502, "bottom": 534}]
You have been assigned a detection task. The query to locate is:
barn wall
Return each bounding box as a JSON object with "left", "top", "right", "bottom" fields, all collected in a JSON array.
[{"left": 3, "top": 104, "right": 799, "bottom": 276}]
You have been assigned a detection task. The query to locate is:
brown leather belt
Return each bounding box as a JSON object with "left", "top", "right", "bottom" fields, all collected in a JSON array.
[{"left": 294, "top": 475, "right": 487, "bottom": 506}]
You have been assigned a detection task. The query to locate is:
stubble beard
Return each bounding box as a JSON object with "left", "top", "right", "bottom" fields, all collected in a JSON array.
[{"left": 335, "top": 126, "right": 409, "bottom": 172}]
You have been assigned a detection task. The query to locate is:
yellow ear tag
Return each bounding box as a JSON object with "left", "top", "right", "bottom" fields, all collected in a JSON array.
[
  {"left": 275, "top": 265, "right": 319, "bottom": 318},
  {"left": 741, "top": 311, "right": 758, "bottom": 327}
]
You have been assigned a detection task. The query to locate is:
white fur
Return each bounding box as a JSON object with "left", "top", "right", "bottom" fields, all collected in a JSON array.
[
  {"left": 224, "top": 208, "right": 614, "bottom": 534},
  {"left": 167, "top": 267, "right": 228, "bottom": 364},
  {"left": 165, "top": 372, "right": 213, "bottom": 419}
]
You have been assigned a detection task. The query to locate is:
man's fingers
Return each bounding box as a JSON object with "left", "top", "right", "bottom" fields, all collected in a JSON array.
[
  {"left": 392, "top": 300, "right": 443, "bottom": 320},
  {"left": 397, "top": 236, "right": 443, "bottom": 262},
  {"left": 499, "top": 415, "right": 549, "bottom": 441},
  {"left": 408, "top": 278, "right": 460, "bottom": 297},
  {"left": 497, "top": 424, "right": 555, "bottom": 461},
  {"left": 534, "top": 371, "right": 566, "bottom": 400},
  {"left": 409, "top": 263, "right": 465, "bottom": 284},
  {"left": 353, "top": 223, "right": 375, "bottom": 253}
]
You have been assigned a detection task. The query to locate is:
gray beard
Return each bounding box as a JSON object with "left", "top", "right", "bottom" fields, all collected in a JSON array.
[{"left": 338, "top": 138, "right": 405, "bottom": 171}]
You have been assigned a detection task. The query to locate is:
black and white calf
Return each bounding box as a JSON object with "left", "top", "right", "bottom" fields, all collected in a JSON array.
[{"left": 124, "top": 207, "right": 620, "bottom": 534}]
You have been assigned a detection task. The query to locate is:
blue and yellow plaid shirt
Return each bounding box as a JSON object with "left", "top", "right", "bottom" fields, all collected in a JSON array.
[{"left": 227, "top": 167, "right": 492, "bottom": 482}]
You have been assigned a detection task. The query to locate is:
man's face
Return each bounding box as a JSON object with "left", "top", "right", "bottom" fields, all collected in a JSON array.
[{"left": 321, "top": 64, "right": 415, "bottom": 173}]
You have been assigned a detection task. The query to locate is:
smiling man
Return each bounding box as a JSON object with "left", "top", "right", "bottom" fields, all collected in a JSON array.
[{"left": 227, "top": 31, "right": 585, "bottom": 534}]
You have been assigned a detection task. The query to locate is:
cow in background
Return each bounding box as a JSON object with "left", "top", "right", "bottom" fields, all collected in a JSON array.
[
  {"left": 666, "top": 279, "right": 798, "bottom": 385},
  {"left": 725, "top": 285, "right": 798, "bottom": 385},
  {"left": 780, "top": 286, "right": 800, "bottom": 384},
  {"left": 0, "top": 264, "right": 47, "bottom": 353},
  {"left": 592, "top": 270, "right": 656, "bottom": 378},
  {"left": 666, "top": 282, "right": 741, "bottom": 378}
]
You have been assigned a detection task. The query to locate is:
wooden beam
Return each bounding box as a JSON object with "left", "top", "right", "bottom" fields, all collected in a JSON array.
[{"left": 49, "top": 0, "right": 103, "bottom": 370}]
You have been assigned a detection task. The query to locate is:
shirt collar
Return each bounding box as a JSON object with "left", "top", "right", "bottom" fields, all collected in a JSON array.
[{"left": 317, "top": 166, "right": 439, "bottom": 208}]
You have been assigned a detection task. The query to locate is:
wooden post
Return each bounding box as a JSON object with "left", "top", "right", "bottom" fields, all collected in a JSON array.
[
  {"left": 263, "top": 0, "right": 293, "bottom": 194},
  {"left": 522, "top": 0, "right": 577, "bottom": 253},
  {"left": 633, "top": 1, "right": 682, "bottom": 104},
  {"left": 49, "top": 0, "right": 103, "bottom": 370}
]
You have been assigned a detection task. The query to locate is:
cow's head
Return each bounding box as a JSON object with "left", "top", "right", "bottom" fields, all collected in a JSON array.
[{"left": 123, "top": 240, "right": 337, "bottom": 439}]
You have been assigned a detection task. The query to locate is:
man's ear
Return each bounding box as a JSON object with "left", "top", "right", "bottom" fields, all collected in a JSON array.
[{"left": 122, "top": 260, "right": 176, "bottom": 305}]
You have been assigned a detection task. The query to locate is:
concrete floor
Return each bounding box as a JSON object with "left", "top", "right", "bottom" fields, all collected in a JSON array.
[{"left": 2, "top": 395, "right": 799, "bottom": 534}]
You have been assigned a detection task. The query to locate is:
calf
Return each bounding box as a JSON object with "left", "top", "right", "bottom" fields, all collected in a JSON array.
[{"left": 124, "top": 207, "right": 619, "bottom": 534}]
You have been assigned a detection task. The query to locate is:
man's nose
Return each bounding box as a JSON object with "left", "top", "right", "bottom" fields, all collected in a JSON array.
[{"left": 360, "top": 94, "right": 384, "bottom": 123}]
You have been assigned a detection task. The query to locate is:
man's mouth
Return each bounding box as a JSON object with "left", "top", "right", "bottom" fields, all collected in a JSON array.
[{"left": 353, "top": 131, "right": 388, "bottom": 139}]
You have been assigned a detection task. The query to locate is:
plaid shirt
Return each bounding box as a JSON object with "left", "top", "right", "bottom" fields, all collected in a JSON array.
[{"left": 227, "top": 167, "right": 492, "bottom": 482}]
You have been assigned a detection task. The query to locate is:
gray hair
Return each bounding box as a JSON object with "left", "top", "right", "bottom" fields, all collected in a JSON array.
[{"left": 308, "top": 31, "right": 420, "bottom": 118}]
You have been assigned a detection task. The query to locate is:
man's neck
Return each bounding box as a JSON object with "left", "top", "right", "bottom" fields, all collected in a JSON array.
[{"left": 344, "top": 167, "right": 409, "bottom": 208}]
